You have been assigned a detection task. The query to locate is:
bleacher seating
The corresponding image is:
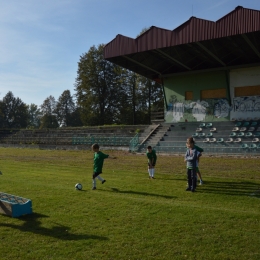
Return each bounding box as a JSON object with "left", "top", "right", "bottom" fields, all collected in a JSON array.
[
  {"left": 0, "top": 125, "right": 149, "bottom": 148},
  {"left": 154, "top": 119, "right": 260, "bottom": 155}
]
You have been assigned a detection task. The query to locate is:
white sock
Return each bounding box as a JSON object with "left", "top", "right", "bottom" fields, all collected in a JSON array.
[
  {"left": 151, "top": 168, "right": 155, "bottom": 177},
  {"left": 148, "top": 169, "right": 152, "bottom": 177},
  {"left": 92, "top": 178, "right": 96, "bottom": 187},
  {"left": 97, "top": 175, "right": 104, "bottom": 182}
]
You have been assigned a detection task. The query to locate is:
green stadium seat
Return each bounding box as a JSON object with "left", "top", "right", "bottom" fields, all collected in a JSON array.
[
  {"left": 235, "top": 122, "right": 242, "bottom": 127},
  {"left": 241, "top": 144, "right": 248, "bottom": 149},
  {"left": 250, "top": 121, "right": 258, "bottom": 127},
  {"left": 238, "top": 132, "right": 245, "bottom": 137},
  {"left": 206, "top": 133, "right": 213, "bottom": 137},
  {"left": 254, "top": 132, "right": 260, "bottom": 137},
  {"left": 217, "top": 138, "right": 224, "bottom": 143},
  {"left": 206, "top": 123, "right": 212, "bottom": 128},
  {"left": 245, "top": 132, "right": 253, "bottom": 137},
  {"left": 199, "top": 123, "right": 206, "bottom": 128},
  {"left": 249, "top": 144, "right": 257, "bottom": 149},
  {"left": 229, "top": 132, "right": 236, "bottom": 137},
  {"left": 243, "top": 121, "right": 250, "bottom": 127}
]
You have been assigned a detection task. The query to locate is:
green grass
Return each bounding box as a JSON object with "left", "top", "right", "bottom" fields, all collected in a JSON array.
[{"left": 0, "top": 147, "right": 260, "bottom": 260}]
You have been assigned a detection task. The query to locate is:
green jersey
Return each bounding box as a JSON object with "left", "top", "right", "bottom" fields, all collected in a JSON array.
[
  {"left": 93, "top": 151, "right": 109, "bottom": 173},
  {"left": 146, "top": 150, "right": 157, "bottom": 164},
  {"left": 194, "top": 145, "right": 203, "bottom": 153}
]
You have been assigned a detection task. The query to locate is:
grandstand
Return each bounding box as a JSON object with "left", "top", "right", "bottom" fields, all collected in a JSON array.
[
  {"left": 0, "top": 121, "right": 259, "bottom": 155},
  {"left": 103, "top": 6, "right": 260, "bottom": 156},
  {"left": 0, "top": 125, "right": 149, "bottom": 150}
]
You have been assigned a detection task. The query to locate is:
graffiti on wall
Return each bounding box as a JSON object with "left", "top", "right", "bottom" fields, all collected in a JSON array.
[
  {"left": 230, "top": 95, "right": 260, "bottom": 120},
  {"left": 233, "top": 96, "right": 260, "bottom": 112},
  {"left": 166, "top": 95, "right": 231, "bottom": 122}
]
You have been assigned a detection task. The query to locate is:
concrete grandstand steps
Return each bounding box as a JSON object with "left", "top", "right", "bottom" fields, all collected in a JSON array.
[
  {"left": 0, "top": 125, "right": 149, "bottom": 147},
  {"left": 154, "top": 121, "right": 260, "bottom": 155}
]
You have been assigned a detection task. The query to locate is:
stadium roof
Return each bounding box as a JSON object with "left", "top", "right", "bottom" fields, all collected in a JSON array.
[{"left": 104, "top": 6, "right": 260, "bottom": 83}]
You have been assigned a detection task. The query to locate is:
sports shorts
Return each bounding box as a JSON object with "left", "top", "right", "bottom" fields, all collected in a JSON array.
[{"left": 93, "top": 172, "right": 102, "bottom": 178}]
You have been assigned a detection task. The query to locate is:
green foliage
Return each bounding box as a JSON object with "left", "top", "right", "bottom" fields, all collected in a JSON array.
[
  {"left": 0, "top": 148, "right": 260, "bottom": 260},
  {"left": 0, "top": 91, "right": 29, "bottom": 128},
  {"left": 27, "top": 103, "right": 41, "bottom": 129},
  {"left": 75, "top": 44, "right": 164, "bottom": 126}
]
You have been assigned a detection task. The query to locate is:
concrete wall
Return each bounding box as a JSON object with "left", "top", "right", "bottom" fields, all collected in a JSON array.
[
  {"left": 163, "top": 70, "right": 229, "bottom": 123},
  {"left": 163, "top": 66, "right": 260, "bottom": 123}
]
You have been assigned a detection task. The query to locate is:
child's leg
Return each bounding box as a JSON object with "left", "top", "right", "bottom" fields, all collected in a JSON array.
[
  {"left": 151, "top": 166, "right": 155, "bottom": 177},
  {"left": 148, "top": 165, "right": 152, "bottom": 178},
  {"left": 92, "top": 178, "right": 96, "bottom": 188},
  {"left": 197, "top": 169, "right": 203, "bottom": 184},
  {"left": 191, "top": 169, "right": 196, "bottom": 191},
  {"left": 186, "top": 169, "right": 192, "bottom": 190},
  {"left": 97, "top": 175, "right": 104, "bottom": 182}
]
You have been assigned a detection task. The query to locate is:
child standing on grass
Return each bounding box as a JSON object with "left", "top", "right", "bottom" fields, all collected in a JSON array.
[
  {"left": 185, "top": 138, "right": 200, "bottom": 192},
  {"left": 146, "top": 146, "right": 157, "bottom": 179},
  {"left": 91, "top": 143, "right": 115, "bottom": 190}
]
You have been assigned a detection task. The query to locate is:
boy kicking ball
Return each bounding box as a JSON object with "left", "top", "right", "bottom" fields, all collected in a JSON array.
[{"left": 91, "top": 143, "right": 116, "bottom": 190}]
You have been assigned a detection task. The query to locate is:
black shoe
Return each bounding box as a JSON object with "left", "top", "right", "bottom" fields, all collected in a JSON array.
[
  {"left": 186, "top": 187, "right": 191, "bottom": 191},
  {"left": 102, "top": 180, "right": 106, "bottom": 184},
  {"left": 92, "top": 187, "right": 96, "bottom": 190},
  {"left": 191, "top": 189, "right": 195, "bottom": 192},
  {"left": 152, "top": 177, "right": 155, "bottom": 179}
]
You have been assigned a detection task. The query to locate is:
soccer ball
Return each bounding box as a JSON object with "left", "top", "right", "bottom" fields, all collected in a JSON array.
[{"left": 75, "top": 183, "right": 82, "bottom": 190}]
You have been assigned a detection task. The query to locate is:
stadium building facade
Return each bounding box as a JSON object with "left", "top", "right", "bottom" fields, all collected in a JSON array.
[{"left": 104, "top": 6, "right": 260, "bottom": 124}]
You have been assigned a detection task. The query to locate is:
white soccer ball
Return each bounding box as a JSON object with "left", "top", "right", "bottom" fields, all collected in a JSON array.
[{"left": 75, "top": 183, "right": 82, "bottom": 190}]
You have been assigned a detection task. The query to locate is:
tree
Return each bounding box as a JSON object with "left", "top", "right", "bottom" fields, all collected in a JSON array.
[
  {"left": 0, "top": 91, "right": 28, "bottom": 128},
  {"left": 75, "top": 44, "right": 123, "bottom": 126},
  {"left": 27, "top": 103, "right": 41, "bottom": 129},
  {"left": 40, "top": 96, "right": 58, "bottom": 128},
  {"left": 55, "top": 90, "right": 77, "bottom": 127}
]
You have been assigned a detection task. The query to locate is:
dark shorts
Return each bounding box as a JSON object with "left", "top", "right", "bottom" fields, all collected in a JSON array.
[
  {"left": 93, "top": 172, "right": 102, "bottom": 179},
  {"left": 148, "top": 163, "right": 156, "bottom": 167}
]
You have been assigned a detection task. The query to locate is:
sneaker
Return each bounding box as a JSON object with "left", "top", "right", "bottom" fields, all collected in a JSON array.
[
  {"left": 186, "top": 187, "right": 191, "bottom": 191},
  {"left": 152, "top": 177, "right": 155, "bottom": 179},
  {"left": 191, "top": 189, "right": 195, "bottom": 192},
  {"left": 92, "top": 187, "right": 96, "bottom": 190},
  {"left": 199, "top": 181, "right": 203, "bottom": 185},
  {"left": 102, "top": 180, "right": 106, "bottom": 184}
]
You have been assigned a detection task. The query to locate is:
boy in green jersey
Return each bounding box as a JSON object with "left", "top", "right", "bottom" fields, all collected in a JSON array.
[
  {"left": 91, "top": 143, "right": 115, "bottom": 190},
  {"left": 146, "top": 146, "right": 157, "bottom": 179}
]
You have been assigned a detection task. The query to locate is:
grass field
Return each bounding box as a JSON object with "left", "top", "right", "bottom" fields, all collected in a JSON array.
[{"left": 0, "top": 147, "right": 260, "bottom": 260}]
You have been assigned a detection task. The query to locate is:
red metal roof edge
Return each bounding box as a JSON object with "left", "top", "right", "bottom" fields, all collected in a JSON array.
[{"left": 104, "top": 6, "right": 260, "bottom": 58}]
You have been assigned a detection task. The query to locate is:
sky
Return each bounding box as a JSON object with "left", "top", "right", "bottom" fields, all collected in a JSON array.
[{"left": 0, "top": 0, "right": 259, "bottom": 106}]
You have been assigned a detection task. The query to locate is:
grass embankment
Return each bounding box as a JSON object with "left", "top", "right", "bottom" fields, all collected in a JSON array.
[{"left": 0, "top": 148, "right": 259, "bottom": 260}]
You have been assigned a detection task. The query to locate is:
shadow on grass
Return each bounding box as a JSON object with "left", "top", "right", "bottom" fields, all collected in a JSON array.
[
  {"left": 196, "top": 180, "right": 260, "bottom": 197},
  {"left": 0, "top": 212, "right": 108, "bottom": 241},
  {"left": 99, "top": 187, "right": 176, "bottom": 199}
]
